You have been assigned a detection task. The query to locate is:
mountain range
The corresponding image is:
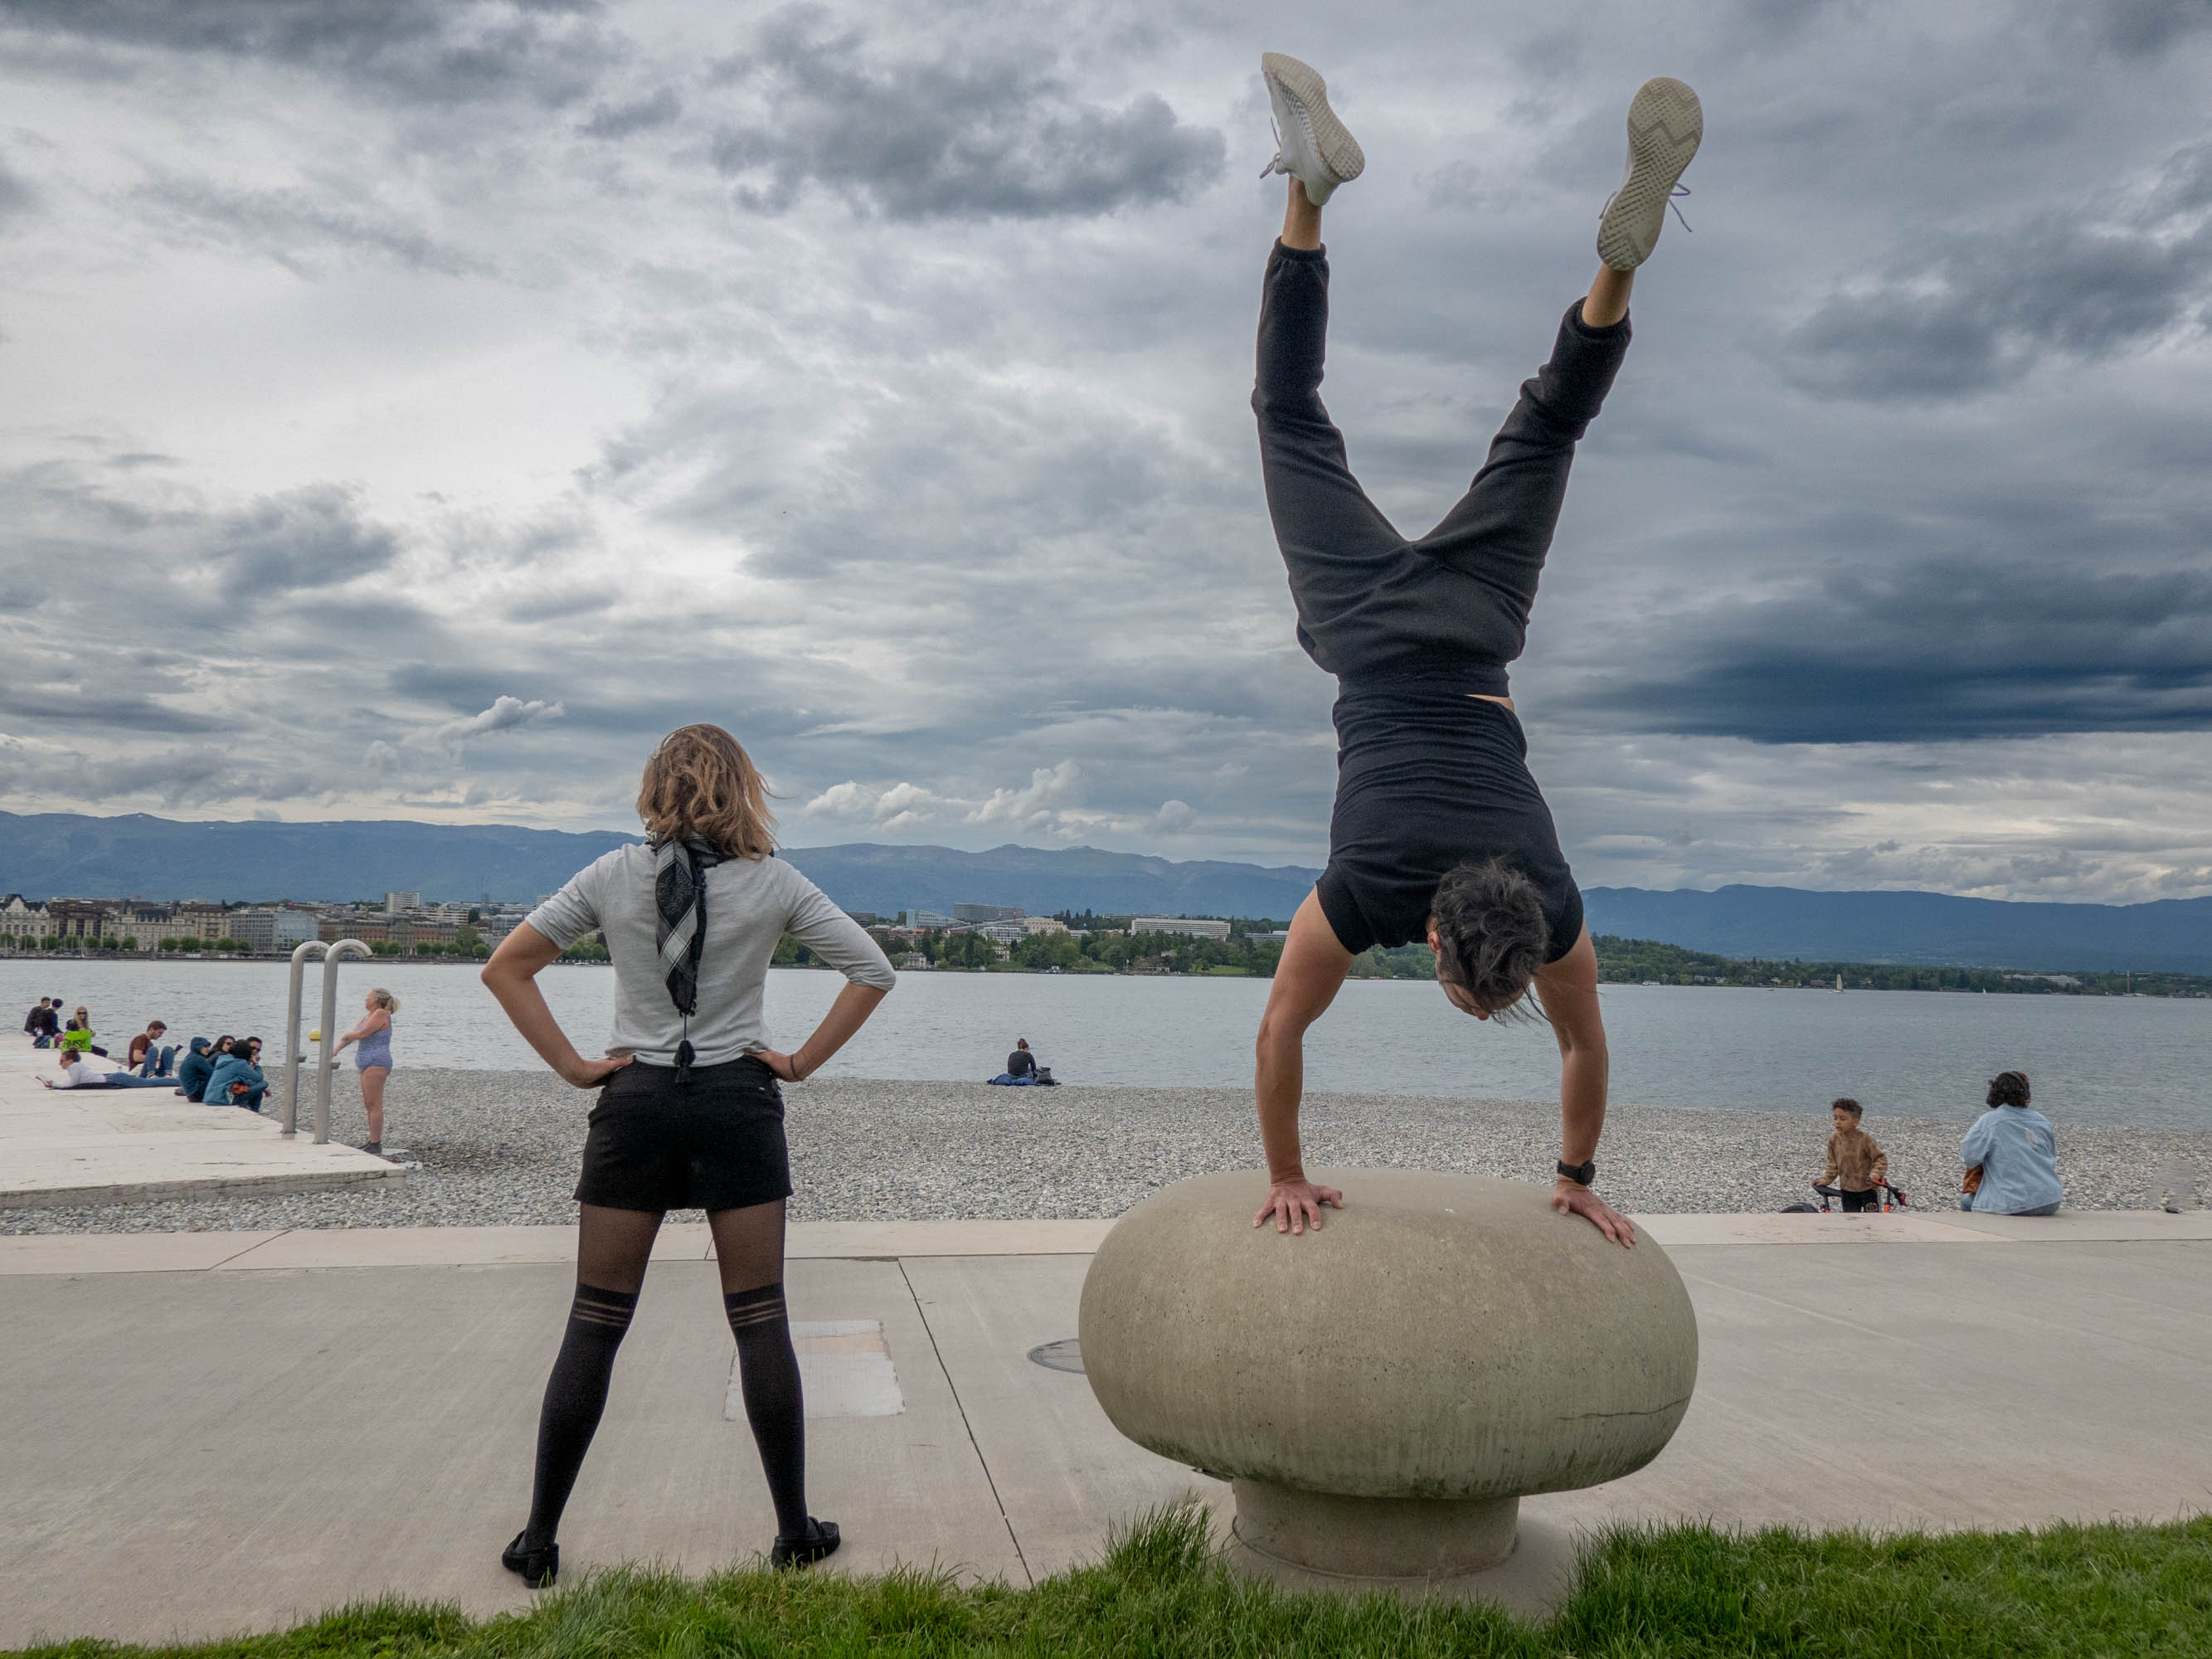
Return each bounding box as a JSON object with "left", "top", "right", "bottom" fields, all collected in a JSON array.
[{"left": 2, "top": 810, "right": 2207, "bottom": 973}]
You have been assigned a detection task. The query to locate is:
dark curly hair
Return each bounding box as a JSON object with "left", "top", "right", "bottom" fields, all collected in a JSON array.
[
  {"left": 1429, "top": 857, "right": 1551, "bottom": 1019},
  {"left": 1986, "top": 1070, "right": 2030, "bottom": 1109},
  {"left": 1832, "top": 1097, "right": 1863, "bottom": 1117}
]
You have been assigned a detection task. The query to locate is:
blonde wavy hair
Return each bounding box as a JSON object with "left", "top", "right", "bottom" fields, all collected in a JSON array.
[
  {"left": 637, "top": 724, "right": 776, "bottom": 859},
  {"left": 367, "top": 987, "right": 399, "bottom": 1014}
]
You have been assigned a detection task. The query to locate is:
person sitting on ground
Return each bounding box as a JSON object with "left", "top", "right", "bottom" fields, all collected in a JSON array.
[
  {"left": 128, "top": 1021, "right": 177, "bottom": 1078},
  {"left": 1241, "top": 55, "right": 1701, "bottom": 1242},
  {"left": 24, "top": 998, "right": 53, "bottom": 1045},
  {"left": 174, "top": 1036, "right": 214, "bottom": 1098},
  {"left": 30, "top": 997, "right": 62, "bottom": 1047},
  {"left": 179, "top": 1036, "right": 224, "bottom": 1101},
  {"left": 61, "top": 1010, "right": 97, "bottom": 1057},
  {"left": 1961, "top": 1070, "right": 2062, "bottom": 1216},
  {"left": 1815, "top": 1097, "right": 1888, "bottom": 1212},
  {"left": 1006, "top": 1038, "right": 1036, "bottom": 1079},
  {"left": 202, "top": 1037, "right": 268, "bottom": 1112}
]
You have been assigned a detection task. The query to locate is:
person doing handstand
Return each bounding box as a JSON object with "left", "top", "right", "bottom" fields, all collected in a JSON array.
[{"left": 1246, "top": 56, "right": 1702, "bottom": 1244}]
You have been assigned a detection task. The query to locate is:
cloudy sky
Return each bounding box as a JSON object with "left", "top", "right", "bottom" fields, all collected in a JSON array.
[{"left": 2, "top": 0, "right": 2210, "bottom": 902}]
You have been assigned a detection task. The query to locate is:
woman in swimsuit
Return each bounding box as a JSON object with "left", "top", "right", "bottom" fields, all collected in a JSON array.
[{"left": 335, "top": 988, "right": 397, "bottom": 1156}]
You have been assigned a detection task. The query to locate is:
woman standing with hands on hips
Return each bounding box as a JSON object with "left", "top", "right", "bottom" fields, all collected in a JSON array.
[
  {"left": 334, "top": 989, "right": 398, "bottom": 1155},
  {"left": 480, "top": 724, "right": 896, "bottom": 1588}
]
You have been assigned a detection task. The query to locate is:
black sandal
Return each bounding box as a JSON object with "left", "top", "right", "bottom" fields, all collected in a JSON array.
[
  {"left": 502, "top": 1530, "right": 558, "bottom": 1588},
  {"left": 771, "top": 1517, "right": 840, "bottom": 1569}
]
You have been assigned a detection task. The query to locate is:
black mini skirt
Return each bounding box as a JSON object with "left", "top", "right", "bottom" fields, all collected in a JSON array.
[{"left": 575, "top": 1055, "right": 791, "bottom": 1214}]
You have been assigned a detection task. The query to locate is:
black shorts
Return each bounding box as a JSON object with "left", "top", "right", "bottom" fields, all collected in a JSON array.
[{"left": 576, "top": 1056, "right": 792, "bottom": 1214}]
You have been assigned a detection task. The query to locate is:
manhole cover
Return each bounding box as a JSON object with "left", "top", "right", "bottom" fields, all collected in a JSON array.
[{"left": 1027, "top": 1338, "right": 1084, "bottom": 1374}]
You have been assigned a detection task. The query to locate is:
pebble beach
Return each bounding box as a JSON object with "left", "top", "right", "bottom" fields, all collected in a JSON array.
[{"left": 3, "top": 1068, "right": 2204, "bottom": 1233}]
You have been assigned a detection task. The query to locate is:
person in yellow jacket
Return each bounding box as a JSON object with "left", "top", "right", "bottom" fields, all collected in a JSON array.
[{"left": 1816, "top": 1097, "right": 1889, "bottom": 1211}]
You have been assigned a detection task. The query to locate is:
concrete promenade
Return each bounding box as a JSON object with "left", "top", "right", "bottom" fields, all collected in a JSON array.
[
  {"left": 0, "top": 1044, "right": 400, "bottom": 1210},
  {"left": 3, "top": 1209, "right": 2210, "bottom": 1648}
]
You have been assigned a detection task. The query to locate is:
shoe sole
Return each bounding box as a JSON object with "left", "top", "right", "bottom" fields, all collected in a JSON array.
[
  {"left": 1597, "top": 76, "right": 1702, "bottom": 270},
  {"left": 1262, "top": 52, "right": 1365, "bottom": 197}
]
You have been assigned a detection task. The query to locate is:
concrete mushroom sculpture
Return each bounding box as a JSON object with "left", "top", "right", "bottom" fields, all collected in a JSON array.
[{"left": 1080, "top": 1167, "right": 1698, "bottom": 1600}]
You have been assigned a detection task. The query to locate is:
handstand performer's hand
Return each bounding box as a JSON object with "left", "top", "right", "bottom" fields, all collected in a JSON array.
[
  {"left": 1255, "top": 1176, "right": 1344, "bottom": 1235},
  {"left": 1553, "top": 1179, "right": 1635, "bottom": 1247}
]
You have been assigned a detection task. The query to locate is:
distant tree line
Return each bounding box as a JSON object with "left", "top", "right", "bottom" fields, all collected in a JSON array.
[{"left": 1594, "top": 936, "right": 2212, "bottom": 997}]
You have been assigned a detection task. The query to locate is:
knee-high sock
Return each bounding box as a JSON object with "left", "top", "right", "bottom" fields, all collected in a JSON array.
[
  {"left": 726, "top": 1284, "right": 809, "bottom": 1535},
  {"left": 523, "top": 1283, "right": 639, "bottom": 1547}
]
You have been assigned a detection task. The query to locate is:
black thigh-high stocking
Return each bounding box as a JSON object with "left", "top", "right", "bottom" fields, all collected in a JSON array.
[
  {"left": 523, "top": 1204, "right": 662, "bottom": 1549},
  {"left": 711, "top": 1200, "right": 808, "bottom": 1537}
]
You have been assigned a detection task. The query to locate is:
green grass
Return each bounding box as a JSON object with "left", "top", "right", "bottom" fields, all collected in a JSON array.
[{"left": 17, "top": 1506, "right": 2212, "bottom": 1659}]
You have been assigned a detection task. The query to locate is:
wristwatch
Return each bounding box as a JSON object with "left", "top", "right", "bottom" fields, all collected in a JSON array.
[{"left": 1556, "top": 1157, "right": 1596, "bottom": 1186}]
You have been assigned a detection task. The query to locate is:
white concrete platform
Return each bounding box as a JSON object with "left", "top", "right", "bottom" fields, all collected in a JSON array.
[
  {"left": 0, "top": 1041, "right": 402, "bottom": 1209},
  {"left": 1, "top": 1211, "right": 2207, "bottom": 1647}
]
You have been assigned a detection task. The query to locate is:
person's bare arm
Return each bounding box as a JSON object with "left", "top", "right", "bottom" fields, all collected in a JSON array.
[
  {"left": 1531, "top": 927, "right": 1635, "bottom": 1246},
  {"left": 336, "top": 1008, "right": 388, "bottom": 1050},
  {"left": 480, "top": 923, "right": 632, "bottom": 1089},
  {"left": 1252, "top": 889, "right": 1354, "bottom": 1234},
  {"left": 754, "top": 982, "right": 889, "bottom": 1082}
]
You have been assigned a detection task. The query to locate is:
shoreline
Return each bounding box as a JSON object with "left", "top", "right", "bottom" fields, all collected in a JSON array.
[{"left": 3, "top": 1071, "right": 2202, "bottom": 1235}]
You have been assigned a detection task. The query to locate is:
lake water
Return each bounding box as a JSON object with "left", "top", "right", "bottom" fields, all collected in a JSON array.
[{"left": 9, "top": 959, "right": 2209, "bottom": 1130}]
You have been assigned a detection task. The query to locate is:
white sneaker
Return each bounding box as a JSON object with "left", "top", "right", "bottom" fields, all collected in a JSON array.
[
  {"left": 1259, "top": 52, "right": 1365, "bottom": 207},
  {"left": 1596, "top": 76, "right": 1703, "bottom": 271}
]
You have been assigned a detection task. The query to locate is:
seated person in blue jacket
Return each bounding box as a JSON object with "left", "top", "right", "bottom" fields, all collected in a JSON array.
[
  {"left": 203, "top": 1036, "right": 269, "bottom": 1111},
  {"left": 176, "top": 1037, "right": 216, "bottom": 1100},
  {"left": 1960, "top": 1070, "right": 2063, "bottom": 1215}
]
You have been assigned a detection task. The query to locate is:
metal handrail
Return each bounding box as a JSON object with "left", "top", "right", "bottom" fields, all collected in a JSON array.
[
  {"left": 280, "top": 941, "right": 329, "bottom": 1137},
  {"left": 314, "top": 941, "right": 372, "bottom": 1145}
]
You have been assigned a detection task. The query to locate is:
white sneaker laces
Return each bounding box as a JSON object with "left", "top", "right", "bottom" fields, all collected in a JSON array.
[{"left": 1260, "top": 117, "right": 1288, "bottom": 178}]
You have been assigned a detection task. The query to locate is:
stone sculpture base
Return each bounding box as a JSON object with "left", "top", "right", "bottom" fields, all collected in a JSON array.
[{"left": 1225, "top": 1481, "right": 1579, "bottom": 1615}]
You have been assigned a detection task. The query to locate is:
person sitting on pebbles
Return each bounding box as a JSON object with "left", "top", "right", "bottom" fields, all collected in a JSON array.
[{"left": 1815, "top": 1097, "right": 1889, "bottom": 1212}]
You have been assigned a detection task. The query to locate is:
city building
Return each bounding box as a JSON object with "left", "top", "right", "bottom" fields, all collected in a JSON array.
[
  {"left": 383, "top": 891, "right": 422, "bottom": 915},
  {"left": 169, "top": 902, "right": 230, "bottom": 944},
  {"left": 227, "top": 909, "right": 323, "bottom": 952},
  {"left": 954, "top": 902, "right": 1023, "bottom": 923},
  {"left": 975, "top": 922, "right": 1030, "bottom": 945},
  {"left": 904, "top": 908, "right": 955, "bottom": 928},
  {"left": 1019, "top": 916, "right": 1068, "bottom": 935},
  {"left": 0, "top": 895, "right": 48, "bottom": 944},
  {"left": 1131, "top": 917, "right": 1232, "bottom": 940}
]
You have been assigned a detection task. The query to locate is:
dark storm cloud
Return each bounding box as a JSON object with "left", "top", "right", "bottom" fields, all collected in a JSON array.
[
  {"left": 1572, "top": 559, "right": 2212, "bottom": 742},
  {"left": 2082, "top": 0, "right": 2212, "bottom": 56},
  {"left": 210, "top": 485, "right": 399, "bottom": 594},
  {"left": 1782, "top": 141, "right": 2212, "bottom": 399},
  {"left": 580, "top": 85, "right": 681, "bottom": 139},
  {"left": 0, "top": 0, "right": 611, "bottom": 106},
  {"left": 0, "top": 683, "right": 221, "bottom": 733},
  {"left": 708, "top": 5, "right": 1223, "bottom": 219}
]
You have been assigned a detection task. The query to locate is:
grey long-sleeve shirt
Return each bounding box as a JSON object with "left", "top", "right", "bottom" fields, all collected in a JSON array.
[{"left": 526, "top": 847, "right": 895, "bottom": 1067}]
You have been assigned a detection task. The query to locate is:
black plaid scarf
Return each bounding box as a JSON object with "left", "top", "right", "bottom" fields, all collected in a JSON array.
[{"left": 652, "top": 835, "right": 725, "bottom": 1078}]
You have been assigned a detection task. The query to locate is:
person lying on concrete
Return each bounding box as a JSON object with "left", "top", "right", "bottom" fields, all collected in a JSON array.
[
  {"left": 36, "top": 1048, "right": 179, "bottom": 1089},
  {"left": 40, "top": 1050, "right": 108, "bottom": 1088},
  {"left": 1244, "top": 55, "right": 1701, "bottom": 1246},
  {"left": 481, "top": 722, "right": 896, "bottom": 1589},
  {"left": 1816, "top": 1097, "right": 1889, "bottom": 1212},
  {"left": 1961, "top": 1070, "right": 2062, "bottom": 1216}
]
